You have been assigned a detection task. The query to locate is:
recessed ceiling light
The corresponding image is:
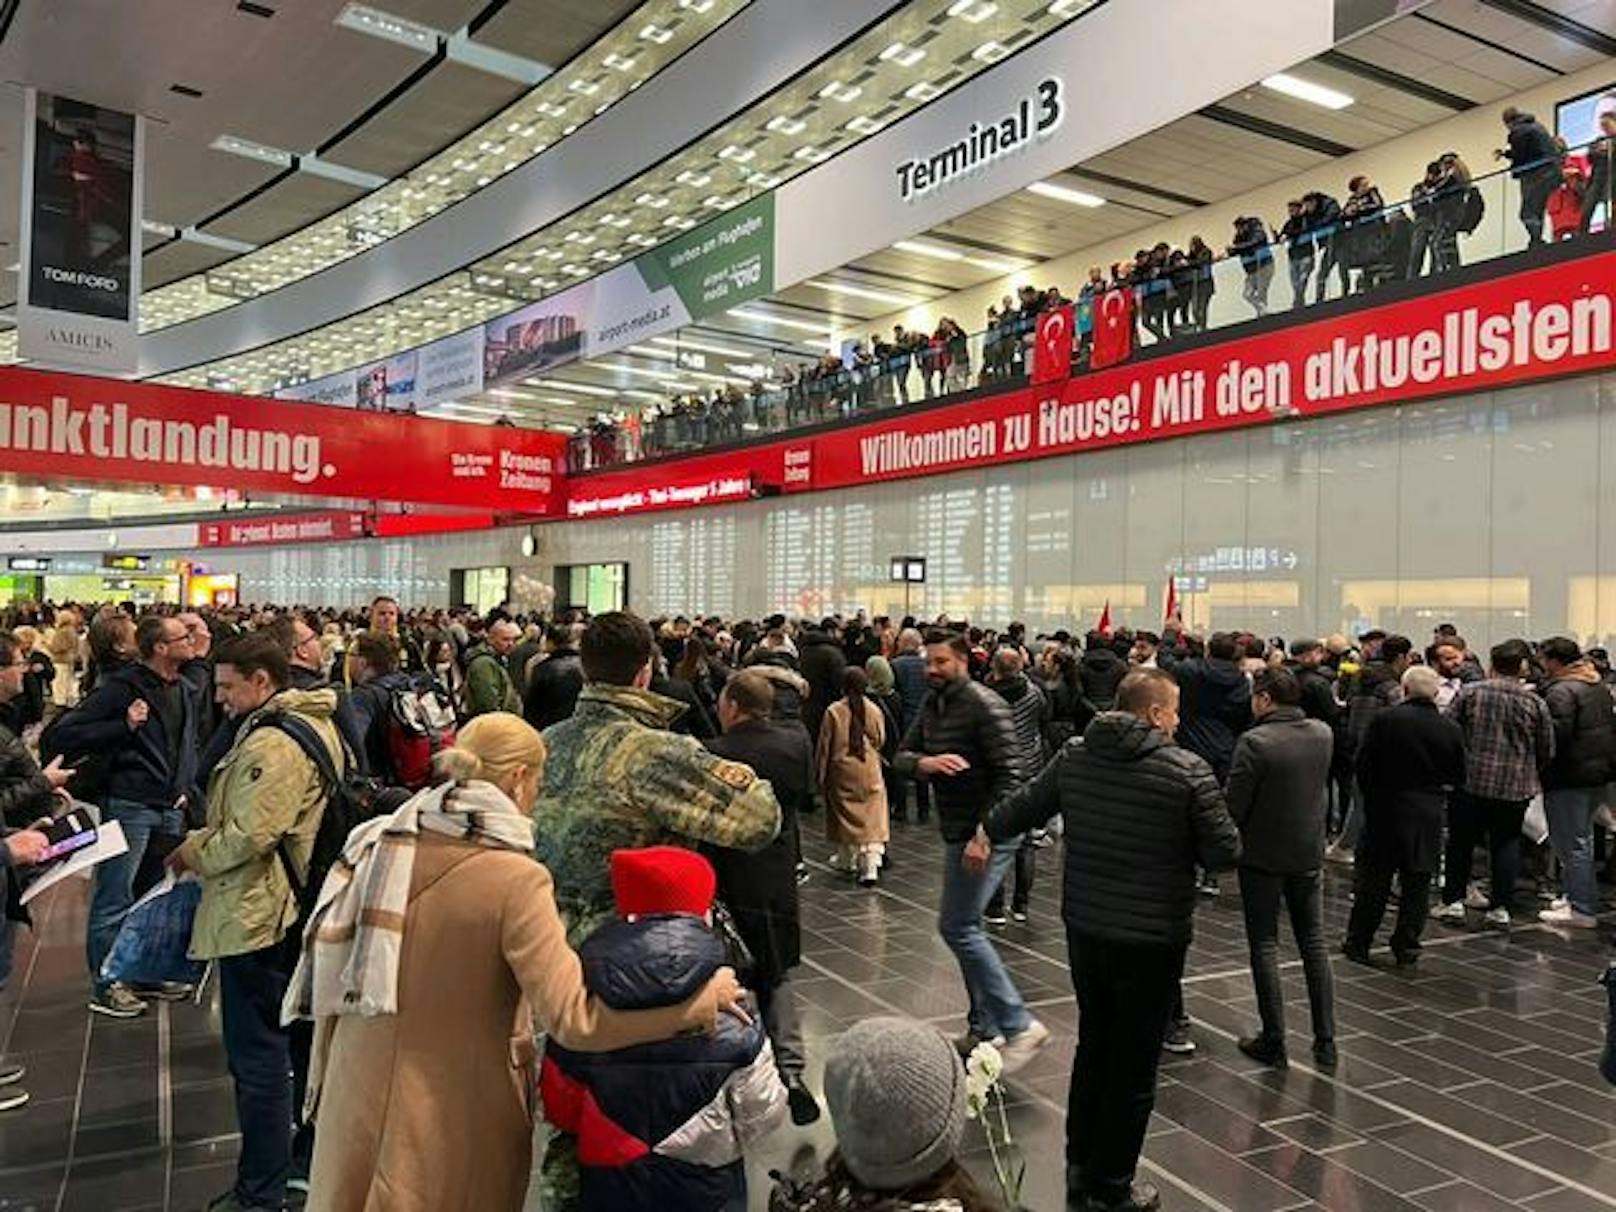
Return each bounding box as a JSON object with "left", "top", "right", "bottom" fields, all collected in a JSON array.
[
  {"left": 640, "top": 22, "right": 673, "bottom": 43},
  {"left": 635, "top": 192, "right": 668, "bottom": 208},
  {"left": 1049, "top": 0, "right": 1088, "bottom": 14},
  {"left": 794, "top": 145, "right": 830, "bottom": 163},
  {"left": 905, "top": 81, "right": 942, "bottom": 102},
  {"left": 947, "top": 0, "right": 998, "bottom": 21},
  {"left": 568, "top": 79, "right": 600, "bottom": 96},
  {"left": 677, "top": 169, "right": 712, "bottom": 187},
  {"left": 210, "top": 133, "right": 294, "bottom": 167},
  {"left": 972, "top": 40, "right": 1008, "bottom": 62},
  {"left": 718, "top": 144, "right": 756, "bottom": 162},
  {"left": 334, "top": 3, "right": 439, "bottom": 52},
  {"left": 1260, "top": 73, "right": 1353, "bottom": 110},
  {"left": 729, "top": 307, "right": 832, "bottom": 335},
  {"left": 806, "top": 279, "right": 920, "bottom": 306},
  {"left": 745, "top": 172, "right": 780, "bottom": 189},
  {"left": 603, "top": 53, "right": 636, "bottom": 72},
  {"left": 678, "top": 0, "right": 714, "bottom": 11},
  {"left": 879, "top": 43, "right": 925, "bottom": 67},
  {"left": 766, "top": 115, "right": 806, "bottom": 135},
  {"left": 819, "top": 81, "right": 863, "bottom": 103},
  {"left": 846, "top": 115, "right": 883, "bottom": 135},
  {"left": 894, "top": 239, "right": 963, "bottom": 261},
  {"left": 1026, "top": 180, "right": 1105, "bottom": 207}
]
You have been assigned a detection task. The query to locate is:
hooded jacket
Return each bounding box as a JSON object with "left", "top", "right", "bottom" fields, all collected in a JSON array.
[
  {"left": 176, "top": 687, "right": 342, "bottom": 960},
  {"left": 744, "top": 657, "right": 810, "bottom": 727},
  {"left": 541, "top": 915, "right": 786, "bottom": 1211},
  {"left": 1078, "top": 646, "right": 1128, "bottom": 714},
  {"left": 1539, "top": 661, "right": 1616, "bottom": 790},
  {"left": 535, "top": 685, "right": 781, "bottom": 943},
  {"left": 986, "top": 712, "right": 1240, "bottom": 947}
]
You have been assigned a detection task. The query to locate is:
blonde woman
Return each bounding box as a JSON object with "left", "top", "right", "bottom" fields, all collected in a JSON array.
[
  {"left": 297, "top": 712, "right": 743, "bottom": 1212},
  {"left": 43, "top": 611, "right": 84, "bottom": 720},
  {"left": 817, "top": 666, "right": 890, "bottom": 887}
]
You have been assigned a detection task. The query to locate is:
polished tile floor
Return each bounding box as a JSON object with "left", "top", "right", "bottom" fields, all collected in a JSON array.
[{"left": 1, "top": 816, "right": 1612, "bottom": 1212}]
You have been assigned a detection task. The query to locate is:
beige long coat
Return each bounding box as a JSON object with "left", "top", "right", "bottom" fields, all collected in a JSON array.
[
  {"left": 816, "top": 697, "right": 890, "bottom": 846},
  {"left": 306, "top": 834, "right": 717, "bottom": 1212}
]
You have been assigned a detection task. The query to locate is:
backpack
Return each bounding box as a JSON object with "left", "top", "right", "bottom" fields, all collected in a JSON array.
[
  {"left": 385, "top": 676, "right": 458, "bottom": 791},
  {"left": 252, "top": 713, "right": 410, "bottom": 922},
  {"left": 1458, "top": 186, "right": 1485, "bottom": 235}
]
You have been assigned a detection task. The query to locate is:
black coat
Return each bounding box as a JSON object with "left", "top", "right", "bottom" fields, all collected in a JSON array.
[
  {"left": 703, "top": 719, "right": 809, "bottom": 987},
  {"left": 1171, "top": 656, "right": 1252, "bottom": 783},
  {"left": 1505, "top": 112, "right": 1559, "bottom": 178},
  {"left": 1226, "top": 706, "right": 1333, "bottom": 875},
  {"left": 1356, "top": 699, "right": 1466, "bottom": 874},
  {"left": 987, "top": 712, "right": 1241, "bottom": 947},
  {"left": 796, "top": 631, "right": 847, "bottom": 742},
  {"left": 1079, "top": 647, "right": 1128, "bottom": 714},
  {"left": 1539, "top": 667, "right": 1616, "bottom": 790},
  {"left": 650, "top": 673, "right": 716, "bottom": 739},
  {"left": 895, "top": 676, "right": 1023, "bottom": 843},
  {"left": 523, "top": 649, "right": 585, "bottom": 732},
  {"left": 0, "top": 720, "right": 61, "bottom": 927},
  {"left": 47, "top": 663, "right": 199, "bottom": 809}
]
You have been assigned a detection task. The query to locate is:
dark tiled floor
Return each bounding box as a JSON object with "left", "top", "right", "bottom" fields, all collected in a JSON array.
[{"left": 2, "top": 822, "right": 1613, "bottom": 1212}]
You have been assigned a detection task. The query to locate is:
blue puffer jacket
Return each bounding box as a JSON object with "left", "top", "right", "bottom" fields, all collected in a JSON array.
[{"left": 541, "top": 915, "right": 787, "bottom": 1211}]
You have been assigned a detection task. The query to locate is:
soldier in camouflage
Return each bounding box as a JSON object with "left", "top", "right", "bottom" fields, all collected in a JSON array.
[{"left": 533, "top": 611, "right": 781, "bottom": 1208}]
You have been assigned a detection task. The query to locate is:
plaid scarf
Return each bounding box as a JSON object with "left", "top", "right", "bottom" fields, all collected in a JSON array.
[{"left": 281, "top": 779, "right": 534, "bottom": 1026}]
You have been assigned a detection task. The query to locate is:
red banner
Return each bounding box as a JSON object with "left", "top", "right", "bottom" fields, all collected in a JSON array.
[
  {"left": 563, "top": 251, "right": 1616, "bottom": 516},
  {"left": 198, "top": 510, "right": 368, "bottom": 548},
  {"left": 1033, "top": 305, "right": 1074, "bottom": 384},
  {"left": 1090, "top": 286, "right": 1134, "bottom": 370},
  {"left": 0, "top": 368, "right": 567, "bottom": 511}
]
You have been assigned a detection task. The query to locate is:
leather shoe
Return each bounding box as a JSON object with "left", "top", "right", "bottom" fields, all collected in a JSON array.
[
  {"left": 1238, "top": 1034, "right": 1288, "bottom": 1069},
  {"left": 785, "top": 1077, "right": 821, "bottom": 1126},
  {"left": 1340, "top": 942, "right": 1373, "bottom": 966},
  {"left": 1313, "top": 1039, "right": 1339, "bottom": 1068}
]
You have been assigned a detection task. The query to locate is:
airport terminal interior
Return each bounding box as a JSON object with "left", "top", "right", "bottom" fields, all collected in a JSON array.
[{"left": 0, "top": 0, "right": 1615, "bottom": 1209}]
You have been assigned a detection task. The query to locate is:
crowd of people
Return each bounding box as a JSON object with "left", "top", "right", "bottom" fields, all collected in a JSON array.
[
  {"left": 562, "top": 104, "right": 1616, "bottom": 475},
  {"left": 0, "top": 595, "right": 1613, "bottom": 1211}
]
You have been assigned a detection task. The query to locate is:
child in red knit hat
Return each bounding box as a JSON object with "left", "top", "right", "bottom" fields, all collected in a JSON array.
[{"left": 541, "top": 847, "right": 787, "bottom": 1210}]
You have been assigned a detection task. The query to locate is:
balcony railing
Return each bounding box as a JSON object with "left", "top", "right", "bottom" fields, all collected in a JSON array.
[{"left": 566, "top": 136, "right": 1614, "bottom": 474}]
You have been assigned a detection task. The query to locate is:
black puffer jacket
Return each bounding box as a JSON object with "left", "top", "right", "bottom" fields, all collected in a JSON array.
[
  {"left": 1226, "top": 706, "right": 1333, "bottom": 874},
  {"left": 895, "top": 676, "right": 1023, "bottom": 843},
  {"left": 991, "top": 672, "right": 1048, "bottom": 779},
  {"left": 986, "top": 712, "right": 1241, "bottom": 947},
  {"left": 1539, "top": 663, "right": 1616, "bottom": 790}
]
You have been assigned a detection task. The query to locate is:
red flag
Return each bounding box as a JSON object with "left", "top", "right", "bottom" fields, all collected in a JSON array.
[
  {"left": 1164, "top": 576, "right": 1181, "bottom": 627},
  {"left": 1032, "top": 304, "right": 1075, "bottom": 385},
  {"left": 1097, "top": 600, "right": 1112, "bottom": 638},
  {"left": 1090, "top": 287, "right": 1135, "bottom": 370}
]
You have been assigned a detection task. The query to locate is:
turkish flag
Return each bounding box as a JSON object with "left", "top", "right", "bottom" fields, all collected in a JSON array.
[
  {"left": 1163, "top": 576, "right": 1181, "bottom": 627},
  {"left": 1032, "top": 305, "right": 1075, "bottom": 385},
  {"left": 1097, "top": 600, "right": 1112, "bottom": 638},
  {"left": 1090, "top": 287, "right": 1135, "bottom": 370}
]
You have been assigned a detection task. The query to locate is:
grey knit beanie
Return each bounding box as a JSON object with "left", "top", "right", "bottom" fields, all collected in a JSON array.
[{"left": 824, "top": 1016, "right": 967, "bottom": 1191}]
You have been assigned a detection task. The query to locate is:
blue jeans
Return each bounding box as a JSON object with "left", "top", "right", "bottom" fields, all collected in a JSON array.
[
  {"left": 1545, "top": 786, "right": 1602, "bottom": 917},
  {"left": 86, "top": 797, "right": 182, "bottom": 993},
  {"left": 221, "top": 946, "right": 294, "bottom": 1209},
  {"left": 939, "top": 840, "right": 1031, "bottom": 1039}
]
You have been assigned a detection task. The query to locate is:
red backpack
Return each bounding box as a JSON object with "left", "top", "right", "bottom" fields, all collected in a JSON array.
[{"left": 385, "top": 676, "right": 458, "bottom": 790}]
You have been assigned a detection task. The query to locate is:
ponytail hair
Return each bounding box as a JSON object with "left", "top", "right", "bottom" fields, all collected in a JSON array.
[
  {"left": 433, "top": 711, "right": 546, "bottom": 799},
  {"left": 843, "top": 666, "right": 869, "bottom": 761}
]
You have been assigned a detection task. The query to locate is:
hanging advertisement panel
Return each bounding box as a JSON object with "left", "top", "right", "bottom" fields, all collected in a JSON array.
[
  {"left": 482, "top": 194, "right": 774, "bottom": 388},
  {"left": 0, "top": 367, "right": 566, "bottom": 511},
  {"left": 16, "top": 91, "right": 143, "bottom": 373}
]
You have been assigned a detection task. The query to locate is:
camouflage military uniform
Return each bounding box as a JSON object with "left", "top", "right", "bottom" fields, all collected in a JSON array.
[{"left": 533, "top": 682, "right": 781, "bottom": 1209}]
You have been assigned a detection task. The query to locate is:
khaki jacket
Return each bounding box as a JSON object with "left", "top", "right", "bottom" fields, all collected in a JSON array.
[{"left": 178, "top": 688, "right": 342, "bottom": 960}]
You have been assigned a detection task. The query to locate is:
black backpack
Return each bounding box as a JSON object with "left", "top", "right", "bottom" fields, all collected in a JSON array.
[
  {"left": 1458, "top": 187, "right": 1486, "bottom": 236},
  {"left": 251, "top": 713, "right": 411, "bottom": 922}
]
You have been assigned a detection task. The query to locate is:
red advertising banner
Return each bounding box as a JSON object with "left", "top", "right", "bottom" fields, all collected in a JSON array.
[
  {"left": 198, "top": 510, "right": 369, "bottom": 548},
  {"left": 0, "top": 367, "right": 567, "bottom": 511},
  {"left": 562, "top": 251, "right": 1616, "bottom": 517},
  {"left": 1032, "top": 305, "right": 1074, "bottom": 385}
]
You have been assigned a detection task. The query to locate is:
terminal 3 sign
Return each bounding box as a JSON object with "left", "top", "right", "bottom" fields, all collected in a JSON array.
[{"left": 895, "top": 77, "right": 1064, "bottom": 202}]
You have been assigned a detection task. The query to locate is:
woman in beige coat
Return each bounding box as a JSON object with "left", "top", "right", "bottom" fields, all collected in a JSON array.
[
  {"left": 817, "top": 666, "right": 890, "bottom": 887},
  {"left": 304, "top": 713, "right": 740, "bottom": 1212}
]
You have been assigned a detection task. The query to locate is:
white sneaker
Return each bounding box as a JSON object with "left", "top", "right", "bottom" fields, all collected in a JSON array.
[
  {"left": 1433, "top": 901, "right": 1467, "bottom": 924},
  {"left": 1547, "top": 894, "right": 1569, "bottom": 911},
  {"left": 998, "top": 1019, "right": 1050, "bottom": 1075},
  {"left": 1538, "top": 904, "right": 1598, "bottom": 928},
  {"left": 1483, "top": 907, "right": 1511, "bottom": 928},
  {"left": 1463, "top": 884, "right": 1490, "bottom": 911}
]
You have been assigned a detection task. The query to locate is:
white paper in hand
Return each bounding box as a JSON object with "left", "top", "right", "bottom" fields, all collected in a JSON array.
[{"left": 21, "top": 819, "right": 129, "bottom": 905}]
